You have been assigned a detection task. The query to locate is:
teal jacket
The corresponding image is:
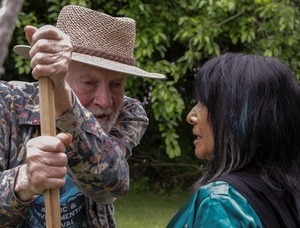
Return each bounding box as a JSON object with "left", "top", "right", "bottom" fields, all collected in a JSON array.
[{"left": 167, "top": 181, "right": 262, "bottom": 227}]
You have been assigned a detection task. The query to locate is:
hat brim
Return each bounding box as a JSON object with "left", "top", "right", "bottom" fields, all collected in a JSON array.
[{"left": 13, "top": 45, "right": 165, "bottom": 79}]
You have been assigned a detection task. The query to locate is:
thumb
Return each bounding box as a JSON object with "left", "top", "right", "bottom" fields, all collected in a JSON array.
[
  {"left": 56, "top": 133, "right": 73, "bottom": 146},
  {"left": 24, "top": 25, "right": 37, "bottom": 45}
]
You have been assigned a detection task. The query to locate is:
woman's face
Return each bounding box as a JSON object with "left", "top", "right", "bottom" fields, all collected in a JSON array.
[{"left": 186, "top": 102, "right": 214, "bottom": 160}]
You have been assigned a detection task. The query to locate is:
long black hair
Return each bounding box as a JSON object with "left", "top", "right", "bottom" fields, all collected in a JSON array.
[{"left": 193, "top": 53, "right": 300, "bottom": 194}]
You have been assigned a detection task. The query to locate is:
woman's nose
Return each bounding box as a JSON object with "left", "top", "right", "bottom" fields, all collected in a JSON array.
[{"left": 186, "top": 109, "right": 197, "bottom": 125}]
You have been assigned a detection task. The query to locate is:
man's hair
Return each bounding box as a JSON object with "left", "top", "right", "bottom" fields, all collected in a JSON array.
[{"left": 193, "top": 53, "right": 300, "bottom": 194}]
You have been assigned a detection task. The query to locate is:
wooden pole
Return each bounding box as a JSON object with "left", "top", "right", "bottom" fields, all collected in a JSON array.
[{"left": 39, "top": 77, "right": 61, "bottom": 227}]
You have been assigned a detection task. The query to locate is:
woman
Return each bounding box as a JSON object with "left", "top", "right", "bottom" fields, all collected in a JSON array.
[{"left": 167, "top": 53, "right": 300, "bottom": 227}]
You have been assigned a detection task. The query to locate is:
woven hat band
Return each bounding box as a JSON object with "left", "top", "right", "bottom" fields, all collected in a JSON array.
[{"left": 73, "top": 45, "right": 136, "bottom": 66}]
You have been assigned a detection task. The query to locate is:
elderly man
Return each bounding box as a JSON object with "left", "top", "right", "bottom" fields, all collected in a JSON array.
[{"left": 1, "top": 4, "right": 165, "bottom": 227}]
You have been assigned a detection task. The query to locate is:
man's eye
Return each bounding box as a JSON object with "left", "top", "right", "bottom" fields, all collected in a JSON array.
[
  {"left": 82, "top": 81, "right": 93, "bottom": 85},
  {"left": 110, "top": 82, "right": 123, "bottom": 87}
]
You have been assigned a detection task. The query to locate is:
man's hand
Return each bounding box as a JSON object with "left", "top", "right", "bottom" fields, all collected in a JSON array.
[
  {"left": 25, "top": 25, "right": 74, "bottom": 117},
  {"left": 14, "top": 133, "right": 72, "bottom": 202},
  {"left": 25, "top": 25, "right": 72, "bottom": 86}
]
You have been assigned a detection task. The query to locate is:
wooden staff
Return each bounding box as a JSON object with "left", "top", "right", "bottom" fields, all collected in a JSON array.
[{"left": 39, "top": 77, "right": 61, "bottom": 227}]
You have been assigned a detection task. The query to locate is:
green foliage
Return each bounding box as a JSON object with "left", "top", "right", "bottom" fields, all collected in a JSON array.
[
  {"left": 4, "top": 0, "right": 300, "bottom": 160},
  {"left": 129, "top": 176, "right": 150, "bottom": 193},
  {"left": 151, "top": 80, "right": 184, "bottom": 158}
]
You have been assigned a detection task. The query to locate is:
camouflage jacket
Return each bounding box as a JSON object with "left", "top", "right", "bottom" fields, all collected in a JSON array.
[{"left": 0, "top": 81, "right": 148, "bottom": 227}]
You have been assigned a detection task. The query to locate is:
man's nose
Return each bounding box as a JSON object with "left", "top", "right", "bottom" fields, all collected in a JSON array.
[{"left": 93, "top": 85, "right": 113, "bottom": 109}]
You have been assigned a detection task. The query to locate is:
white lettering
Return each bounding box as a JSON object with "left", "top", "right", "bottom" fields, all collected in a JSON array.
[
  {"left": 70, "top": 203, "right": 76, "bottom": 209},
  {"left": 61, "top": 206, "right": 68, "bottom": 213},
  {"left": 61, "top": 204, "right": 84, "bottom": 221},
  {"left": 61, "top": 220, "right": 75, "bottom": 227},
  {"left": 34, "top": 208, "right": 45, "bottom": 219}
]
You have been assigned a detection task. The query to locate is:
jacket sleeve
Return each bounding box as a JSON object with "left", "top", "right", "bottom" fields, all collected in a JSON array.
[
  {"left": 110, "top": 96, "right": 149, "bottom": 158},
  {"left": 0, "top": 82, "right": 34, "bottom": 225},
  {"left": 56, "top": 95, "right": 148, "bottom": 204},
  {"left": 0, "top": 167, "right": 34, "bottom": 225}
]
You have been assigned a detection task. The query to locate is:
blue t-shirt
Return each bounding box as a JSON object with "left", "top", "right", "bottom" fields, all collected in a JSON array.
[{"left": 19, "top": 175, "right": 85, "bottom": 227}]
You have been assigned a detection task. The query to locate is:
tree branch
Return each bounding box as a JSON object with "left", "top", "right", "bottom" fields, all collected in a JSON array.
[{"left": 0, "top": 0, "right": 24, "bottom": 77}]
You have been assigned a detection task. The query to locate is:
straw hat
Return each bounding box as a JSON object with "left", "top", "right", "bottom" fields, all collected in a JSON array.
[{"left": 13, "top": 5, "right": 165, "bottom": 79}]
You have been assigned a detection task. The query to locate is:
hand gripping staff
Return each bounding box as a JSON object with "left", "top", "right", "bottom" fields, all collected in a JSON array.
[{"left": 39, "top": 77, "right": 61, "bottom": 227}]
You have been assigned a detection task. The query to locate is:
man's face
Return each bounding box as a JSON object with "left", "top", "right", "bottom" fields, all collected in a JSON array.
[{"left": 66, "top": 61, "right": 126, "bottom": 133}]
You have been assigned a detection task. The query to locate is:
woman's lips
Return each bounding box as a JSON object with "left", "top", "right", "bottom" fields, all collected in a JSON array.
[{"left": 193, "top": 135, "right": 202, "bottom": 145}]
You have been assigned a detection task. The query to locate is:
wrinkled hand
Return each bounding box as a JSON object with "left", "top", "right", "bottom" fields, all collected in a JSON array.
[
  {"left": 25, "top": 25, "right": 72, "bottom": 88},
  {"left": 14, "top": 133, "right": 72, "bottom": 202},
  {"left": 25, "top": 25, "right": 74, "bottom": 117}
]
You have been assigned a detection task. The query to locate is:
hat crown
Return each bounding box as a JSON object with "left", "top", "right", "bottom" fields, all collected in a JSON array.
[
  {"left": 56, "top": 5, "right": 136, "bottom": 65},
  {"left": 13, "top": 5, "right": 166, "bottom": 79}
]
